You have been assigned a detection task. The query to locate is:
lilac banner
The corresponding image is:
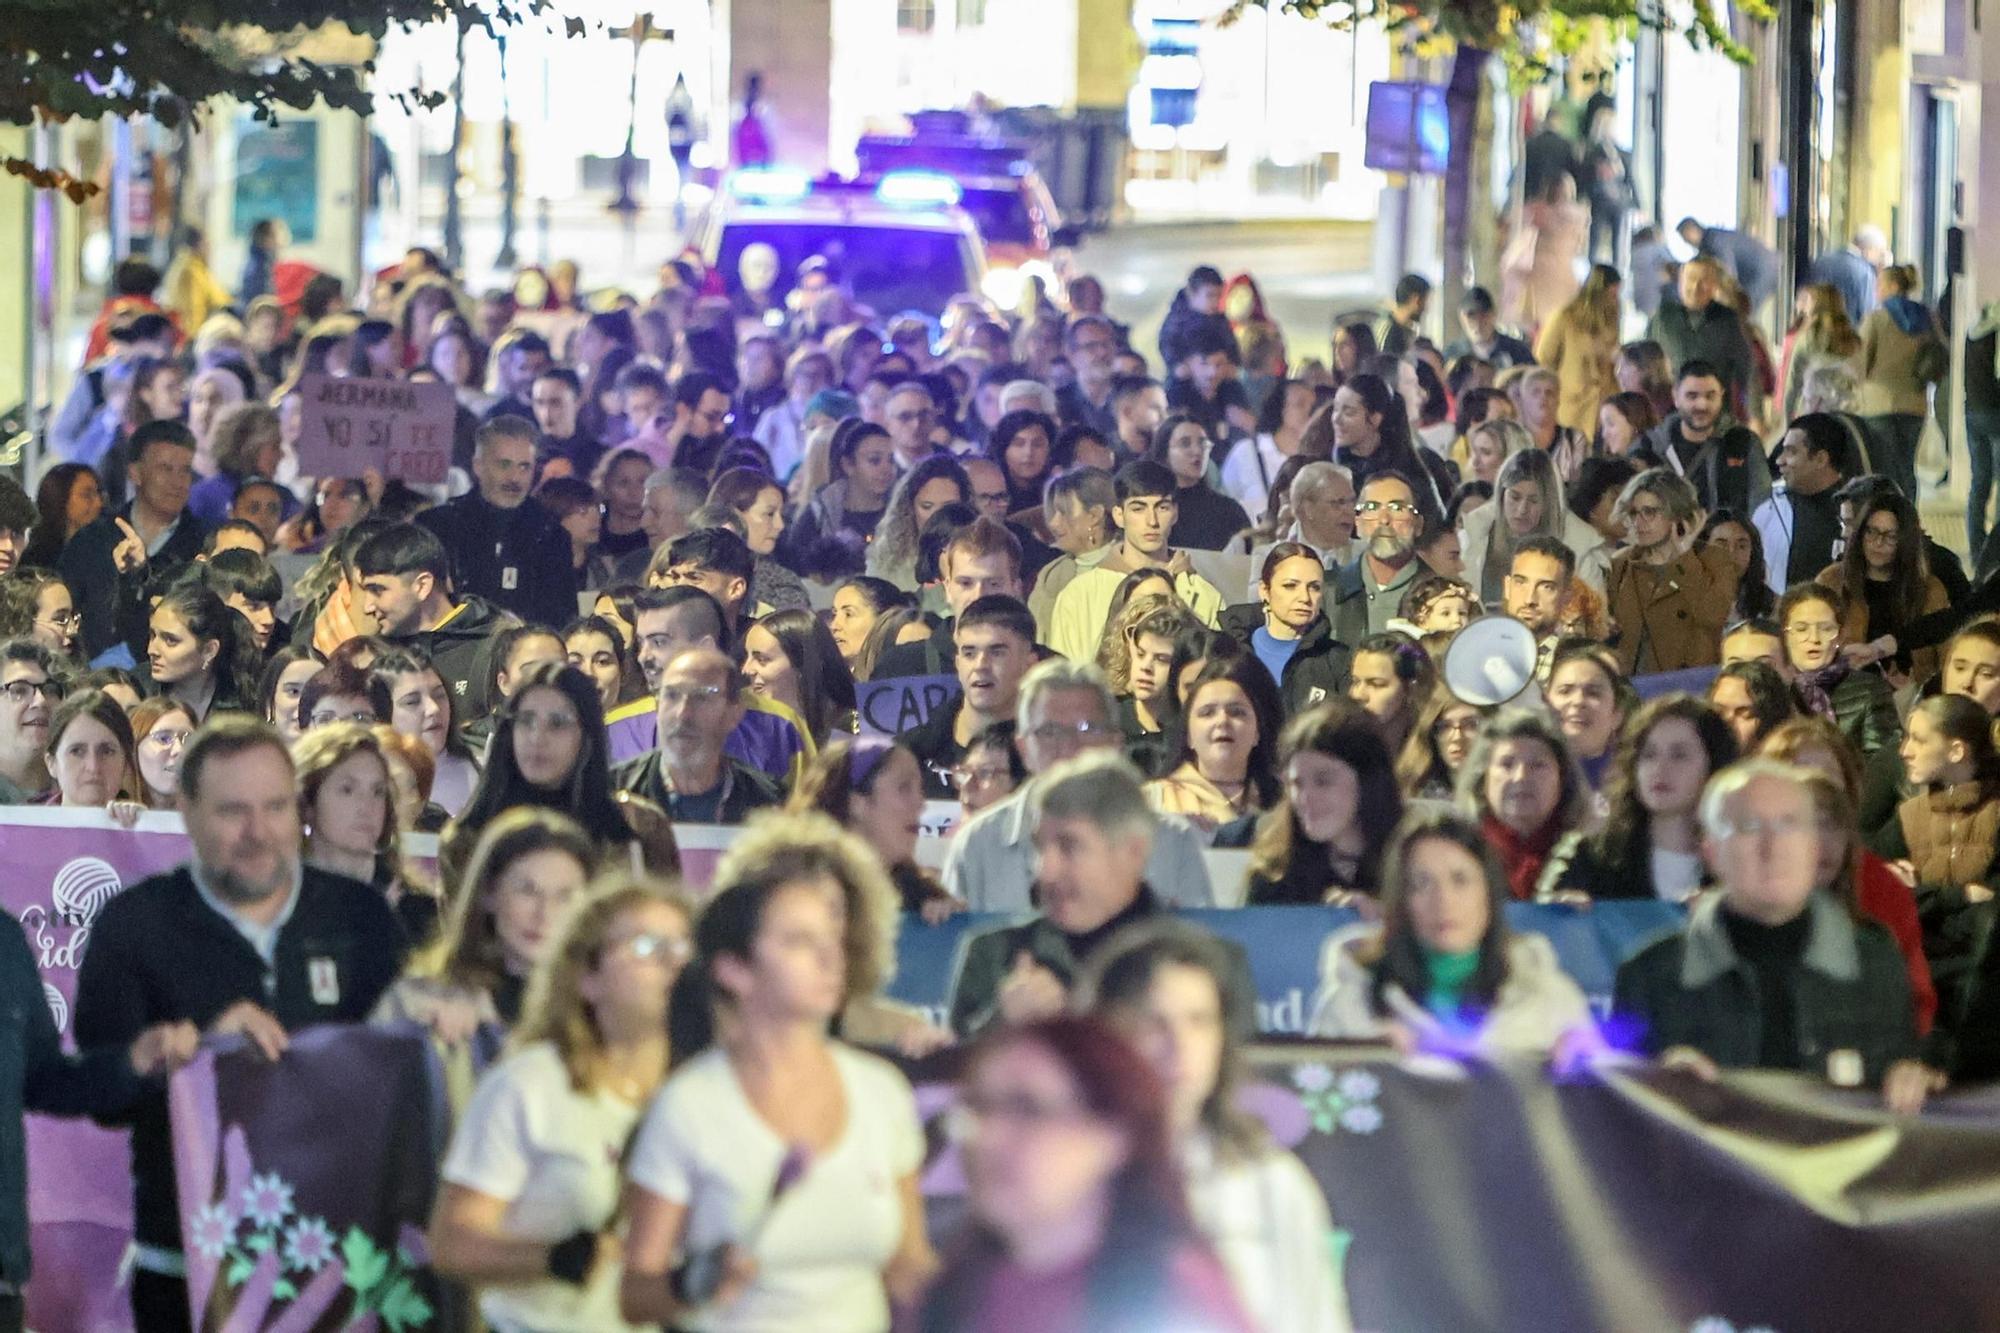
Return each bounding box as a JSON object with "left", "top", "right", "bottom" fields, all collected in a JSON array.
[{"left": 0, "top": 808, "right": 192, "bottom": 1333}]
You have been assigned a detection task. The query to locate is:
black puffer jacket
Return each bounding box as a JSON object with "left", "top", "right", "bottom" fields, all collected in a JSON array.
[{"left": 1218, "top": 602, "right": 1352, "bottom": 716}]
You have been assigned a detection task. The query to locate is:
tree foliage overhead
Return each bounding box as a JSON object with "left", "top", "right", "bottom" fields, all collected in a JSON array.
[
  {"left": 1223, "top": 0, "right": 1773, "bottom": 81},
  {"left": 0, "top": 0, "right": 552, "bottom": 196}
]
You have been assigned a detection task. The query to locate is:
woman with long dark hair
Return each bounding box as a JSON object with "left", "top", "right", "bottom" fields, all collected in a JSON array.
[
  {"left": 1816, "top": 491, "right": 1949, "bottom": 684},
  {"left": 989, "top": 408, "right": 1059, "bottom": 516},
  {"left": 742, "top": 608, "right": 857, "bottom": 745},
  {"left": 1328, "top": 372, "right": 1448, "bottom": 520},
  {"left": 146, "top": 581, "right": 258, "bottom": 719},
  {"left": 1697, "top": 509, "right": 1776, "bottom": 622},
  {"left": 1309, "top": 809, "right": 1592, "bottom": 1052},
  {"left": 787, "top": 419, "right": 899, "bottom": 562},
  {"left": 1539, "top": 694, "right": 1737, "bottom": 904},
  {"left": 1241, "top": 701, "right": 1404, "bottom": 906},
  {"left": 440, "top": 660, "right": 676, "bottom": 891},
  {"left": 916, "top": 1014, "right": 1252, "bottom": 1333},
  {"left": 827, "top": 575, "right": 910, "bottom": 678},
  {"left": 372, "top": 647, "right": 482, "bottom": 817},
  {"left": 621, "top": 819, "right": 937, "bottom": 1330},
  {"left": 1148, "top": 414, "right": 1250, "bottom": 552},
  {"left": 1081, "top": 923, "right": 1347, "bottom": 1333},
  {"left": 21, "top": 463, "right": 103, "bottom": 570}
]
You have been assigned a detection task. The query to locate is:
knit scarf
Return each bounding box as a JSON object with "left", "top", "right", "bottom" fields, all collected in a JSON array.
[
  {"left": 1482, "top": 811, "right": 1564, "bottom": 901},
  {"left": 1793, "top": 660, "right": 1850, "bottom": 723}
]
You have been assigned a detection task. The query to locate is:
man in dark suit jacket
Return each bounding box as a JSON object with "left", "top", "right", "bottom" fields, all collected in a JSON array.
[
  {"left": 948, "top": 750, "right": 1248, "bottom": 1036},
  {"left": 73, "top": 719, "right": 408, "bottom": 1333}
]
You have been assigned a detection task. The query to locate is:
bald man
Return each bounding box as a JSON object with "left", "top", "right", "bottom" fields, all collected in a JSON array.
[{"left": 611, "top": 647, "right": 783, "bottom": 824}]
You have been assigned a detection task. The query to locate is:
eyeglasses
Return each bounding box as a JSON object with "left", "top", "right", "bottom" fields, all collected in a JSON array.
[
  {"left": 1718, "top": 814, "right": 1814, "bottom": 839},
  {"left": 143, "top": 729, "right": 191, "bottom": 752},
  {"left": 951, "top": 762, "right": 1011, "bottom": 789},
  {"left": 1785, "top": 621, "right": 1840, "bottom": 642},
  {"left": 618, "top": 931, "right": 693, "bottom": 965},
  {"left": 36, "top": 609, "right": 81, "bottom": 629},
  {"left": 1355, "top": 500, "right": 1417, "bottom": 516},
  {"left": 1434, "top": 716, "right": 1482, "bottom": 738},
  {"left": 658, "top": 684, "right": 726, "bottom": 709},
  {"left": 1027, "top": 720, "right": 1113, "bottom": 744},
  {"left": 1626, "top": 503, "right": 1669, "bottom": 522},
  {"left": 1, "top": 679, "right": 60, "bottom": 706},
  {"left": 946, "top": 1092, "right": 1092, "bottom": 1141},
  {"left": 1861, "top": 525, "right": 1901, "bottom": 545}
]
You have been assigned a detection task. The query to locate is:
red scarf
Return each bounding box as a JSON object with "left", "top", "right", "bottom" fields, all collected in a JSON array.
[{"left": 1482, "top": 811, "right": 1564, "bottom": 901}]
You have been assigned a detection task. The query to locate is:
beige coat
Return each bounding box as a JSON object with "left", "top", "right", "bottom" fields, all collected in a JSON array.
[
  {"left": 1857, "top": 308, "right": 1937, "bottom": 417},
  {"left": 1535, "top": 305, "right": 1621, "bottom": 436},
  {"left": 1308, "top": 925, "right": 1592, "bottom": 1053}
]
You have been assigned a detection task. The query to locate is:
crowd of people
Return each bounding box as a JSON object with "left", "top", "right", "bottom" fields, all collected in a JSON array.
[{"left": 0, "top": 223, "right": 1991, "bottom": 1332}]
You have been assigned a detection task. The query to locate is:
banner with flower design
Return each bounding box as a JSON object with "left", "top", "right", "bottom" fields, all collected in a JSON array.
[
  {"left": 908, "top": 1047, "right": 2000, "bottom": 1331},
  {"left": 170, "top": 1025, "right": 447, "bottom": 1331}
]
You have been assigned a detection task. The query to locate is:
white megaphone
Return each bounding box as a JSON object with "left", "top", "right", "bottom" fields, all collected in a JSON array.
[{"left": 1443, "top": 614, "right": 1545, "bottom": 710}]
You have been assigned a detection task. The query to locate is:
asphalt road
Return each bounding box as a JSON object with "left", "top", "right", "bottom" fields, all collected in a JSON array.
[{"left": 1076, "top": 218, "right": 1380, "bottom": 370}]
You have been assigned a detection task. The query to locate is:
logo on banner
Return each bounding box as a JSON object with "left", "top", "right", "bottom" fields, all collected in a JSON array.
[{"left": 21, "top": 857, "right": 125, "bottom": 1032}]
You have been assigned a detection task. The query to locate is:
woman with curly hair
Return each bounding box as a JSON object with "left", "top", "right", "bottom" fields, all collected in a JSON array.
[{"left": 866, "top": 453, "right": 970, "bottom": 592}]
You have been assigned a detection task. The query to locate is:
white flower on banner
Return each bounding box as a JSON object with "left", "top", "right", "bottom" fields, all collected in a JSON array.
[
  {"left": 240, "top": 1172, "right": 294, "bottom": 1229},
  {"left": 1336, "top": 1069, "right": 1381, "bottom": 1102},
  {"left": 1338, "top": 1103, "right": 1384, "bottom": 1134}
]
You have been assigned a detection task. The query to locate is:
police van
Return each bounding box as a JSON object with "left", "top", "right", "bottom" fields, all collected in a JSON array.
[{"left": 700, "top": 167, "right": 989, "bottom": 323}]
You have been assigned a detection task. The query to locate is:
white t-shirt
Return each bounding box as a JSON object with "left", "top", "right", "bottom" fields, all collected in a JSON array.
[
  {"left": 441, "top": 1042, "right": 647, "bottom": 1333},
  {"left": 1185, "top": 1133, "right": 1352, "bottom": 1333},
  {"left": 1651, "top": 846, "right": 1705, "bottom": 904},
  {"left": 625, "top": 1044, "right": 922, "bottom": 1333}
]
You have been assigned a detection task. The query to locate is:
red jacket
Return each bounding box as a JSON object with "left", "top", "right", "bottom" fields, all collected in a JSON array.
[{"left": 1857, "top": 849, "right": 1937, "bottom": 1035}]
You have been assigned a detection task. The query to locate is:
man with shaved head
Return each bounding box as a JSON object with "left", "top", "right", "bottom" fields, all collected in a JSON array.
[{"left": 611, "top": 646, "right": 782, "bottom": 823}]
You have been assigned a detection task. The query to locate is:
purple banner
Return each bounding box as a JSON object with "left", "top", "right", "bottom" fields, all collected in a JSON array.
[
  {"left": 1, "top": 809, "right": 194, "bottom": 1333},
  {"left": 170, "top": 1026, "right": 445, "bottom": 1332}
]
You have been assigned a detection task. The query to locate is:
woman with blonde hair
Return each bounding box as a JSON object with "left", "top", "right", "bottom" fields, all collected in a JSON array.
[
  {"left": 295, "top": 721, "right": 439, "bottom": 943},
  {"left": 1535, "top": 263, "right": 1623, "bottom": 448},
  {"left": 432, "top": 876, "right": 695, "bottom": 1332},
  {"left": 1459, "top": 446, "right": 1605, "bottom": 603},
  {"left": 1783, "top": 283, "right": 1863, "bottom": 419}
]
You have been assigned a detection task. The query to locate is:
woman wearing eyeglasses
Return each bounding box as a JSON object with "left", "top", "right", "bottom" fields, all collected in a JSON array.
[
  {"left": 127, "top": 697, "right": 192, "bottom": 811},
  {"left": 0, "top": 571, "right": 82, "bottom": 663},
  {"left": 1603, "top": 468, "right": 1738, "bottom": 675},
  {"left": 1777, "top": 583, "right": 1900, "bottom": 760},
  {"left": 432, "top": 876, "right": 693, "bottom": 1333},
  {"left": 1814, "top": 491, "right": 1949, "bottom": 688}
]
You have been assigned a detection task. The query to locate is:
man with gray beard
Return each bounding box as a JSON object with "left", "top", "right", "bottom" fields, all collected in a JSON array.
[
  {"left": 1331, "top": 469, "right": 1428, "bottom": 644},
  {"left": 75, "top": 716, "right": 407, "bottom": 1332}
]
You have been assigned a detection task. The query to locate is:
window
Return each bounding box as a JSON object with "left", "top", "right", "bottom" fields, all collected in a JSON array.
[{"left": 897, "top": 0, "right": 935, "bottom": 33}]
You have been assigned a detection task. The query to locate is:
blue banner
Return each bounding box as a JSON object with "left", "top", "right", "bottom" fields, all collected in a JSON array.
[{"left": 889, "top": 901, "right": 1689, "bottom": 1033}]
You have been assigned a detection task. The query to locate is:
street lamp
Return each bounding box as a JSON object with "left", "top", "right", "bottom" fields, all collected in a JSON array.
[{"left": 611, "top": 13, "right": 668, "bottom": 214}]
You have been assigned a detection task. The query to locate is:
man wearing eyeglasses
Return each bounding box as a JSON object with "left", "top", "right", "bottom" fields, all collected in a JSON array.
[
  {"left": 1331, "top": 471, "right": 1427, "bottom": 645},
  {"left": 941, "top": 658, "right": 1214, "bottom": 914},
  {"left": 612, "top": 647, "right": 782, "bottom": 825},
  {"left": 1613, "top": 759, "right": 1938, "bottom": 1115},
  {"left": 882, "top": 381, "right": 942, "bottom": 472},
  {"left": 0, "top": 640, "right": 59, "bottom": 804},
  {"left": 662, "top": 371, "right": 735, "bottom": 477}
]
